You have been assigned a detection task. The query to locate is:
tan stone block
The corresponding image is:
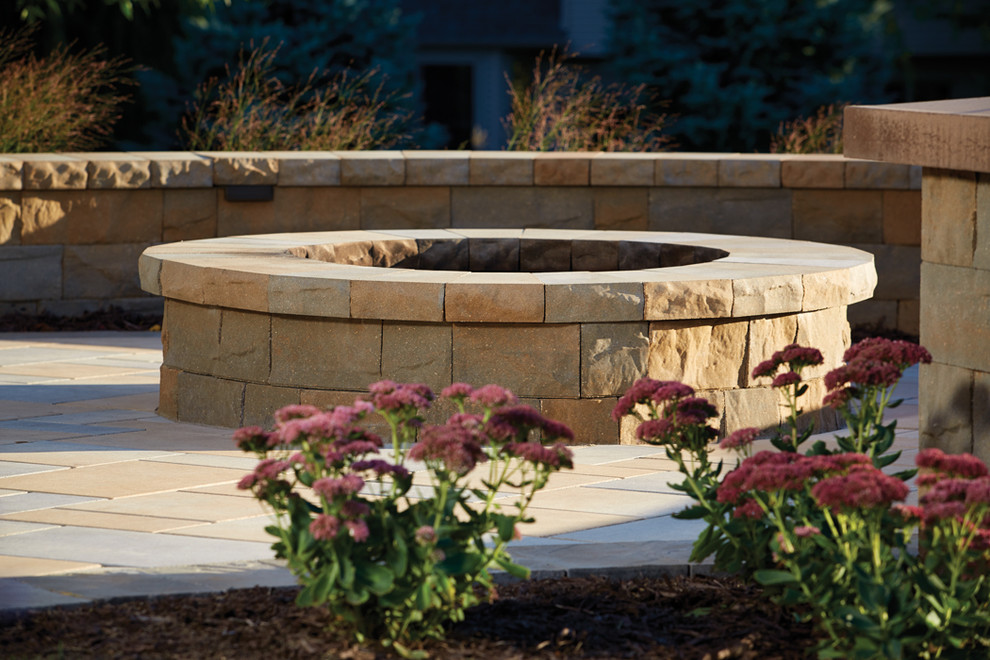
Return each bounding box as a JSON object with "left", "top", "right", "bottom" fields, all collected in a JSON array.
[
  {"left": 795, "top": 306, "right": 850, "bottom": 379},
  {"left": 592, "top": 187, "right": 647, "bottom": 230},
  {"left": 199, "top": 262, "right": 269, "bottom": 312},
  {"left": 847, "top": 261, "right": 879, "bottom": 304},
  {"left": 974, "top": 174, "right": 990, "bottom": 270},
  {"left": 163, "top": 189, "right": 217, "bottom": 241},
  {"left": 158, "top": 364, "right": 180, "bottom": 420},
  {"left": 845, "top": 161, "right": 911, "bottom": 189},
  {"left": 451, "top": 187, "right": 593, "bottom": 229},
  {"left": 591, "top": 155, "right": 654, "bottom": 186},
  {"left": 0, "top": 246, "right": 62, "bottom": 300},
  {"left": 582, "top": 322, "right": 649, "bottom": 397},
  {"left": 0, "top": 157, "right": 22, "bottom": 190},
  {"left": 972, "top": 371, "right": 990, "bottom": 465},
  {"left": 370, "top": 238, "right": 419, "bottom": 267},
  {"left": 732, "top": 274, "right": 803, "bottom": 317},
  {"left": 897, "top": 299, "right": 919, "bottom": 338},
  {"left": 271, "top": 316, "right": 382, "bottom": 390},
  {"left": 176, "top": 371, "right": 245, "bottom": 427},
  {"left": 571, "top": 239, "right": 618, "bottom": 270},
  {"left": 452, "top": 324, "right": 580, "bottom": 398},
  {"left": 882, "top": 190, "right": 921, "bottom": 245},
  {"left": 381, "top": 322, "right": 452, "bottom": 392},
  {"left": 469, "top": 153, "right": 533, "bottom": 185},
  {"left": 217, "top": 187, "right": 361, "bottom": 236},
  {"left": 162, "top": 300, "right": 221, "bottom": 373},
  {"left": 275, "top": 153, "right": 341, "bottom": 186},
  {"left": 920, "top": 262, "right": 990, "bottom": 373},
  {"left": 268, "top": 272, "right": 350, "bottom": 318},
  {"left": 467, "top": 237, "right": 519, "bottom": 271},
  {"left": 207, "top": 153, "right": 278, "bottom": 185},
  {"left": 544, "top": 282, "right": 644, "bottom": 323},
  {"left": 540, "top": 398, "right": 619, "bottom": 445},
  {"left": 445, "top": 280, "right": 544, "bottom": 322},
  {"left": 0, "top": 192, "right": 20, "bottom": 244},
  {"left": 780, "top": 156, "right": 844, "bottom": 189},
  {"left": 62, "top": 244, "right": 146, "bottom": 298},
  {"left": 351, "top": 279, "right": 445, "bottom": 322},
  {"left": 643, "top": 279, "right": 733, "bottom": 320},
  {"left": 243, "top": 383, "right": 300, "bottom": 427},
  {"left": 360, "top": 187, "right": 450, "bottom": 229},
  {"left": 919, "top": 361, "right": 974, "bottom": 454},
  {"left": 338, "top": 152, "right": 404, "bottom": 186},
  {"left": 848, "top": 298, "right": 897, "bottom": 332},
  {"left": 851, "top": 244, "right": 919, "bottom": 300},
  {"left": 216, "top": 308, "right": 271, "bottom": 382},
  {"left": 802, "top": 269, "right": 851, "bottom": 312},
  {"left": 654, "top": 155, "right": 719, "bottom": 186},
  {"left": 745, "top": 315, "right": 798, "bottom": 386},
  {"left": 84, "top": 154, "right": 151, "bottom": 189},
  {"left": 922, "top": 169, "right": 976, "bottom": 267},
  {"left": 159, "top": 259, "right": 209, "bottom": 304},
  {"left": 403, "top": 152, "right": 469, "bottom": 185},
  {"left": 22, "top": 155, "right": 87, "bottom": 189},
  {"left": 21, "top": 190, "right": 163, "bottom": 245},
  {"left": 648, "top": 319, "right": 748, "bottom": 389},
  {"left": 533, "top": 154, "right": 590, "bottom": 186},
  {"left": 138, "top": 251, "right": 161, "bottom": 296},
  {"left": 724, "top": 387, "right": 781, "bottom": 434},
  {"left": 649, "top": 188, "right": 792, "bottom": 238},
  {"left": 792, "top": 190, "right": 882, "bottom": 243},
  {"left": 794, "top": 376, "right": 843, "bottom": 434},
  {"left": 718, "top": 157, "right": 780, "bottom": 187},
  {"left": 134, "top": 152, "right": 213, "bottom": 188}
]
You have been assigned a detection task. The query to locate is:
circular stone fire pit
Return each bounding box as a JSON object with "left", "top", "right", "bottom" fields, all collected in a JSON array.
[{"left": 139, "top": 229, "right": 876, "bottom": 443}]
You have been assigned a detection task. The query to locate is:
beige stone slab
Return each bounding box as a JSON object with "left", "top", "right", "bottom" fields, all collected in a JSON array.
[
  {"left": 21, "top": 189, "right": 163, "bottom": 245},
  {"left": 336, "top": 151, "right": 404, "bottom": 185},
  {"left": 544, "top": 281, "right": 644, "bottom": 323},
  {"left": 793, "top": 189, "right": 883, "bottom": 243},
  {"left": 779, "top": 155, "right": 845, "bottom": 189},
  {"left": 0, "top": 461, "right": 245, "bottom": 498},
  {"left": 518, "top": 508, "right": 640, "bottom": 537},
  {"left": 0, "top": 554, "right": 101, "bottom": 578},
  {"left": 469, "top": 152, "right": 534, "bottom": 185},
  {"left": 381, "top": 322, "right": 452, "bottom": 392},
  {"left": 183, "top": 483, "right": 256, "bottom": 498},
  {"left": 581, "top": 323, "right": 649, "bottom": 398},
  {"left": 20, "top": 154, "right": 88, "bottom": 190},
  {"left": 0, "top": 445, "right": 177, "bottom": 468},
  {"left": 163, "top": 188, "right": 217, "bottom": 241},
  {"left": 445, "top": 277, "right": 544, "bottom": 323},
  {"left": 718, "top": 156, "right": 781, "bottom": 187},
  {"left": 648, "top": 319, "right": 748, "bottom": 389},
  {"left": 0, "top": 156, "right": 23, "bottom": 190},
  {"left": 592, "top": 187, "right": 648, "bottom": 230},
  {"left": 569, "top": 464, "right": 659, "bottom": 478},
  {"left": 0, "top": 362, "right": 155, "bottom": 379},
  {"left": 1, "top": 191, "right": 21, "bottom": 243},
  {"left": 132, "top": 152, "right": 214, "bottom": 188},
  {"left": 65, "top": 490, "right": 266, "bottom": 521},
  {"left": 268, "top": 272, "right": 350, "bottom": 318},
  {"left": 270, "top": 316, "right": 382, "bottom": 390},
  {"left": 271, "top": 151, "right": 341, "bottom": 186},
  {"left": 199, "top": 152, "right": 278, "bottom": 185},
  {"left": 527, "top": 486, "right": 689, "bottom": 518},
  {"left": 654, "top": 154, "right": 719, "bottom": 186},
  {"left": 732, "top": 273, "right": 803, "bottom": 317},
  {"left": 922, "top": 169, "right": 977, "bottom": 268},
  {"left": 533, "top": 153, "right": 591, "bottom": 186},
  {"left": 541, "top": 397, "right": 620, "bottom": 445},
  {"left": 402, "top": 151, "right": 469, "bottom": 185},
  {"left": 0, "top": 508, "right": 201, "bottom": 532},
  {"left": 845, "top": 161, "right": 912, "bottom": 189},
  {"left": 360, "top": 186, "right": 450, "bottom": 229},
  {"left": 590, "top": 154, "right": 654, "bottom": 186},
  {"left": 163, "top": 515, "right": 273, "bottom": 543},
  {"left": 643, "top": 278, "right": 733, "bottom": 320},
  {"left": 78, "top": 153, "right": 152, "bottom": 189}
]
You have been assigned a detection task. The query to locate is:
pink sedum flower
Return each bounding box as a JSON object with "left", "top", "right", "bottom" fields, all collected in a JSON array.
[
  {"left": 310, "top": 514, "right": 340, "bottom": 541},
  {"left": 470, "top": 384, "right": 517, "bottom": 408},
  {"left": 720, "top": 427, "right": 760, "bottom": 451},
  {"left": 312, "top": 474, "right": 365, "bottom": 500},
  {"left": 345, "top": 519, "right": 370, "bottom": 543},
  {"left": 811, "top": 466, "right": 908, "bottom": 510},
  {"left": 771, "top": 371, "right": 801, "bottom": 389}
]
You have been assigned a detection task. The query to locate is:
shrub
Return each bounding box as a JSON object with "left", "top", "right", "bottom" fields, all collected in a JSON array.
[
  {"left": 0, "top": 27, "right": 133, "bottom": 152},
  {"left": 235, "top": 381, "right": 574, "bottom": 658},
  {"left": 769, "top": 103, "right": 847, "bottom": 154},
  {"left": 503, "top": 48, "right": 672, "bottom": 152}
]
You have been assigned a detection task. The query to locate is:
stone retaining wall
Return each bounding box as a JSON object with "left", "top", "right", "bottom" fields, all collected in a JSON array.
[{"left": 0, "top": 151, "right": 919, "bottom": 333}]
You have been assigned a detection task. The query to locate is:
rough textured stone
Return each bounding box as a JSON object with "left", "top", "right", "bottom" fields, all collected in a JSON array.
[
  {"left": 591, "top": 155, "right": 654, "bottom": 186},
  {"left": 745, "top": 315, "right": 798, "bottom": 387},
  {"left": 540, "top": 398, "right": 619, "bottom": 445},
  {"left": 0, "top": 157, "right": 22, "bottom": 190},
  {"left": 62, "top": 244, "right": 147, "bottom": 299},
  {"left": 649, "top": 188, "right": 792, "bottom": 238},
  {"left": 271, "top": 316, "right": 382, "bottom": 390},
  {"left": 592, "top": 188, "right": 648, "bottom": 231},
  {"left": 351, "top": 279, "right": 445, "bottom": 322},
  {"left": 381, "top": 322, "right": 452, "bottom": 392},
  {"left": 718, "top": 158, "right": 780, "bottom": 187},
  {"left": 176, "top": 371, "right": 245, "bottom": 427},
  {"left": 654, "top": 155, "right": 719, "bottom": 186},
  {"left": 648, "top": 320, "right": 748, "bottom": 389},
  {"left": 533, "top": 155, "right": 590, "bottom": 186},
  {"left": 216, "top": 308, "right": 271, "bottom": 382},
  {"left": 724, "top": 387, "right": 781, "bottom": 434},
  {"left": 338, "top": 152, "right": 404, "bottom": 186},
  {"left": 369, "top": 239, "right": 419, "bottom": 267},
  {"left": 445, "top": 280, "right": 543, "bottom": 323},
  {"left": 85, "top": 155, "right": 151, "bottom": 189},
  {"left": 163, "top": 189, "right": 217, "bottom": 241},
  {"left": 544, "top": 282, "right": 644, "bottom": 323},
  {"left": 571, "top": 239, "right": 618, "bottom": 271},
  {"left": 851, "top": 244, "right": 920, "bottom": 300},
  {"left": 520, "top": 239, "right": 571, "bottom": 271},
  {"left": 157, "top": 365, "right": 179, "bottom": 420},
  {"left": 403, "top": 152, "right": 469, "bottom": 185},
  {"left": 243, "top": 383, "right": 300, "bottom": 427},
  {"left": 882, "top": 190, "right": 921, "bottom": 246},
  {"left": 469, "top": 238, "right": 520, "bottom": 271},
  {"left": 732, "top": 274, "right": 803, "bottom": 317},
  {"left": 919, "top": 361, "right": 974, "bottom": 454},
  {"left": 268, "top": 273, "right": 350, "bottom": 318},
  {"left": 451, "top": 187, "right": 593, "bottom": 230},
  {"left": 643, "top": 279, "right": 733, "bottom": 320},
  {"left": 217, "top": 187, "right": 361, "bottom": 236},
  {"left": 208, "top": 153, "right": 278, "bottom": 185},
  {"left": 275, "top": 153, "right": 341, "bottom": 186},
  {"left": 0, "top": 246, "right": 61, "bottom": 301},
  {"left": 922, "top": 169, "right": 977, "bottom": 268},
  {"left": 581, "top": 322, "right": 649, "bottom": 397},
  {"left": 792, "top": 190, "right": 883, "bottom": 243},
  {"left": 845, "top": 161, "right": 911, "bottom": 189},
  {"left": 162, "top": 300, "right": 221, "bottom": 373},
  {"left": 469, "top": 153, "right": 533, "bottom": 185},
  {"left": 780, "top": 156, "right": 844, "bottom": 189},
  {"left": 0, "top": 193, "right": 20, "bottom": 244},
  {"left": 21, "top": 190, "right": 163, "bottom": 245},
  {"left": 138, "top": 152, "right": 213, "bottom": 188},
  {"left": 802, "top": 269, "right": 851, "bottom": 312},
  {"left": 452, "top": 323, "right": 579, "bottom": 398},
  {"left": 22, "top": 156, "right": 88, "bottom": 189},
  {"left": 795, "top": 307, "right": 850, "bottom": 380},
  {"left": 920, "top": 262, "right": 990, "bottom": 373},
  {"left": 360, "top": 187, "right": 450, "bottom": 229}
]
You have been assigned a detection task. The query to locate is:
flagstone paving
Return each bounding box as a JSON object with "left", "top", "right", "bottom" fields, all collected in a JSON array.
[{"left": 0, "top": 331, "right": 920, "bottom": 614}]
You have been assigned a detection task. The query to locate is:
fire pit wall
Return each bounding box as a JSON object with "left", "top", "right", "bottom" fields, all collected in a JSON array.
[{"left": 140, "top": 229, "right": 876, "bottom": 444}]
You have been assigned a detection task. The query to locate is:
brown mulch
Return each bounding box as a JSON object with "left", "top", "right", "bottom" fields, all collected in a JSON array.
[
  {"left": 0, "top": 307, "right": 162, "bottom": 333},
  {"left": 0, "top": 574, "right": 815, "bottom": 659}
]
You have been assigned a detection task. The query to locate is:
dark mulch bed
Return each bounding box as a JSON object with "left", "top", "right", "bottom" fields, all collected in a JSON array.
[
  {"left": 0, "top": 308, "right": 162, "bottom": 333},
  {"left": 1, "top": 574, "right": 814, "bottom": 659}
]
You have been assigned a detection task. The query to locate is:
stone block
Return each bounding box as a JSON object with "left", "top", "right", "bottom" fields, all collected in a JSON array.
[
  {"left": 660, "top": 244, "right": 697, "bottom": 267},
  {"left": 275, "top": 152, "right": 341, "bottom": 186},
  {"left": 217, "top": 187, "right": 361, "bottom": 236},
  {"left": 0, "top": 192, "right": 20, "bottom": 244},
  {"left": 571, "top": 239, "right": 618, "bottom": 270},
  {"left": 591, "top": 154, "right": 654, "bottom": 186},
  {"left": 802, "top": 269, "right": 851, "bottom": 312},
  {"left": 451, "top": 187, "right": 593, "bottom": 230},
  {"left": 370, "top": 239, "right": 419, "bottom": 267},
  {"left": 62, "top": 244, "right": 146, "bottom": 299},
  {"left": 0, "top": 157, "right": 22, "bottom": 190},
  {"left": 794, "top": 377, "right": 843, "bottom": 434},
  {"left": 848, "top": 298, "right": 897, "bottom": 332},
  {"left": 360, "top": 187, "right": 450, "bottom": 229},
  {"left": 469, "top": 238, "right": 520, "bottom": 271},
  {"left": 718, "top": 157, "right": 781, "bottom": 187},
  {"left": 417, "top": 238, "right": 469, "bottom": 270},
  {"left": 21, "top": 190, "right": 163, "bottom": 245},
  {"left": 445, "top": 280, "right": 543, "bottom": 323},
  {"left": 920, "top": 262, "right": 990, "bottom": 373},
  {"left": 520, "top": 238, "right": 571, "bottom": 271},
  {"left": 795, "top": 306, "right": 850, "bottom": 379},
  {"left": 159, "top": 259, "right": 211, "bottom": 304},
  {"left": 338, "top": 152, "right": 405, "bottom": 186},
  {"left": 617, "top": 240, "right": 661, "bottom": 270},
  {"left": 847, "top": 261, "right": 879, "bottom": 304},
  {"left": 452, "top": 323, "right": 580, "bottom": 398},
  {"left": 581, "top": 322, "right": 649, "bottom": 397},
  {"left": 643, "top": 279, "right": 733, "bottom": 320},
  {"left": 299, "top": 389, "right": 391, "bottom": 437},
  {"left": 403, "top": 151, "right": 469, "bottom": 185},
  {"left": 592, "top": 187, "right": 648, "bottom": 231},
  {"left": 207, "top": 153, "right": 278, "bottom": 185},
  {"left": 972, "top": 371, "right": 990, "bottom": 464},
  {"left": 381, "top": 322, "right": 452, "bottom": 392},
  {"left": 897, "top": 299, "right": 919, "bottom": 338},
  {"left": 84, "top": 154, "right": 151, "bottom": 189},
  {"left": 136, "top": 152, "right": 214, "bottom": 188},
  {"left": 851, "top": 243, "right": 920, "bottom": 300},
  {"left": 919, "top": 361, "right": 974, "bottom": 454},
  {"left": 243, "top": 383, "right": 301, "bottom": 428},
  {"left": 161, "top": 300, "right": 221, "bottom": 374},
  {"left": 268, "top": 273, "right": 350, "bottom": 318},
  {"left": 845, "top": 161, "right": 911, "bottom": 189},
  {"left": 649, "top": 188, "right": 792, "bottom": 238},
  {"left": 176, "top": 371, "right": 245, "bottom": 427},
  {"left": 200, "top": 259, "right": 270, "bottom": 312},
  {"left": 780, "top": 156, "right": 844, "bottom": 189},
  {"left": 351, "top": 279, "right": 445, "bottom": 322},
  {"left": 540, "top": 398, "right": 619, "bottom": 445},
  {"left": 792, "top": 190, "right": 883, "bottom": 243},
  {"left": 724, "top": 387, "right": 781, "bottom": 435},
  {"left": 654, "top": 155, "right": 719, "bottom": 187},
  {"left": 0, "top": 245, "right": 62, "bottom": 300},
  {"left": 469, "top": 153, "right": 533, "bottom": 185},
  {"left": 138, "top": 252, "right": 161, "bottom": 296},
  {"left": 882, "top": 190, "right": 921, "bottom": 246},
  {"left": 732, "top": 274, "right": 803, "bottom": 317},
  {"left": 22, "top": 155, "right": 87, "bottom": 189},
  {"left": 974, "top": 174, "right": 990, "bottom": 270},
  {"left": 271, "top": 316, "right": 382, "bottom": 390},
  {"left": 544, "top": 281, "right": 644, "bottom": 323},
  {"left": 163, "top": 189, "right": 217, "bottom": 241},
  {"left": 216, "top": 308, "right": 271, "bottom": 382},
  {"left": 745, "top": 315, "right": 798, "bottom": 387},
  {"left": 533, "top": 155, "right": 590, "bottom": 186},
  {"left": 648, "top": 319, "right": 749, "bottom": 389},
  {"left": 922, "top": 169, "right": 977, "bottom": 267},
  {"left": 158, "top": 365, "right": 179, "bottom": 420}
]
